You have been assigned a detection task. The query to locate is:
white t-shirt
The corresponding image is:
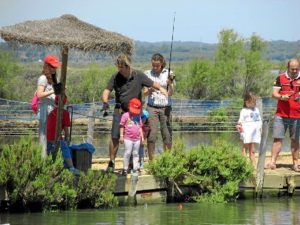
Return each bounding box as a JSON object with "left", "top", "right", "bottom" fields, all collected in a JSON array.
[
  {"left": 144, "top": 68, "right": 172, "bottom": 107},
  {"left": 238, "top": 107, "right": 262, "bottom": 144}
]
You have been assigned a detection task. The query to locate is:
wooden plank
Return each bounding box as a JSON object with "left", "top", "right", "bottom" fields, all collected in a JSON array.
[
  {"left": 263, "top": 174, "right": 285, "bottom": 188},
  {"left": 114, "top": 174, "right": 167, "bottom": 194},
  {"left": 117, "top": 191, "right": 167, "bottom": 206}
]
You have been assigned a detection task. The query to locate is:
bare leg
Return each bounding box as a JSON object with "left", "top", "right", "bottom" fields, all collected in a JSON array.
[
  {"left": 291, "top": 139, "right": 299, "bottom": 168},
  {"left": 249, "top": 143, "right": 256, "bottom": 167},
  {"left": 109, "top": 138, "right": 119, "bottom": 161},
  {"left": 242, "top": 143, "right": 247, "bottom": 157},
  {"left": 147, "top": 142, "right": 155, "bottom": 161},
  {"left": 270, "top": 138, "right": 282, "bottom": 167}
]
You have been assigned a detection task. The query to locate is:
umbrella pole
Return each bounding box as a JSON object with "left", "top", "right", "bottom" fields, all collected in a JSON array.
[{"left": 54, "top": 46, "right": 69, "bottom": 159}]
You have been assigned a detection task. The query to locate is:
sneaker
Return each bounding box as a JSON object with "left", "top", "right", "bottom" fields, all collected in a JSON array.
[
  {"left": 106, "top": 160, "right": 115, "bottom": 172},
  {"left": 122, "top": 169, "right": 128, "bottom": 176},
  {"left": 69, "top": 167, "right": 80, "bottom": 175}
]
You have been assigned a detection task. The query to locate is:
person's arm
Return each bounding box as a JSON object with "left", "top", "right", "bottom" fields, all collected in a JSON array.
[
  {"left": 152, "top": 81, "right": 168, "bottom": 97},
  {"left": 143, "top": 87, "right": 154, "bottom": 97},
  {"left": 37, "top": 85, "right": 54, "bottom": 99},
  {"left": 102, "top": 89, "right": 111, "bottom": 103},
  {"left": 272, "top": 88, "right": 290, "bottom": 101},
  {"left": 120, "top": 126, "right": 124, "bottom": 144},
  {"left": 167, "top": 82, "right": 174, "bottom": 96},
  {"left": 64, "top": 127, "right": 70, "bottom": 144},
  {"left": 140, "top": 126, "right": 144, "bottom": 144}
]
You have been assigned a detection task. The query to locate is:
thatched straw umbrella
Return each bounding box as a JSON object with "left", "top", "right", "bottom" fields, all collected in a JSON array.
[{"left": 0, "top": 14, "right": 134, "bottom": 154}]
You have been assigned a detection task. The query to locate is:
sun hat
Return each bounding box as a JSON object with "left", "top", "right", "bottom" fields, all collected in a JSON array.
[
  {"left": 55, "top": 95, "right": 67, "bottom": 105},
  {"left": 128, "top": 98, "right": 141, "bottom": 115},
  {"left": 44, "top": 55, "right": 60, "bottom": 68}
]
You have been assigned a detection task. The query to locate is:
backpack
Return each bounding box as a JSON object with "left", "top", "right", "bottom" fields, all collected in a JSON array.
[{"left": 31, "top": 91, "right": 39, "bottom": 114}]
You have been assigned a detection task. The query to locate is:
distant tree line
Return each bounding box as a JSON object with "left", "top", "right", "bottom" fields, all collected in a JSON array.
[{"left": 0, "top": 29, "right": 299, "bottom": 103}]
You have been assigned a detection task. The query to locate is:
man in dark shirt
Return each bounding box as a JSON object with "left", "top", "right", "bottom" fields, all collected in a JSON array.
[{"left": 102, "top": 54, "right": 168, "bottom": 172}]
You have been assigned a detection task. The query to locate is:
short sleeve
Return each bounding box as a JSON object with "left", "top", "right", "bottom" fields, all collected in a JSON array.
[{"left": 273, "top": 76, "right": 281, "bottom": 88}]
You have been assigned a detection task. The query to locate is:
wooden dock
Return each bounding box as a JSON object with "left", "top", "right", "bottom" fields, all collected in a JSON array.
[
  {"left": 92, "top": 152, "right": 300, "bottom": 205},
  {"left": 2, "top": 153, "right": 300, "bottom": 207}
]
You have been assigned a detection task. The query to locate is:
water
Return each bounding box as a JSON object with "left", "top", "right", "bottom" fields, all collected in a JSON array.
[
  {"left": 0, "top": 131, "right": 293, "bottom": 158},
  {"left": 1, "top": 198, "right": 300, "bottom": 225}
]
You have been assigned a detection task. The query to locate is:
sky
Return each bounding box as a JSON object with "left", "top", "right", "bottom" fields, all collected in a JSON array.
[{"left": 0, "top": 0, "right": 300, "bottom": 44}]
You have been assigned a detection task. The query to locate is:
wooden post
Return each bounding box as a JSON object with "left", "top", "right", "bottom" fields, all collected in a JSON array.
[
  {"left": 87, "top": 100, "right": 96, "bottom": 144},
  {"left": 54, "top": 46, "right": 69, "bottom": 158},
  {"left": 255, "top": 112, "right": 272, "bottom": 197}
]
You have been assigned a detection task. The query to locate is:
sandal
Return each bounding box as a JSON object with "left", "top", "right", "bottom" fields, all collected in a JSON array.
[{"left": 293, "top": 165, "right": 300, "bottom": 172}]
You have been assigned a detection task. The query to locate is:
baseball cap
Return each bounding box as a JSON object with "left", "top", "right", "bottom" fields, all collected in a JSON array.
[
  {"left": 128, "top": 98, "right": 141, "bottom": 115},
  {"left": 55, "top": 95, "right": 67, "bottom": 105},
  {"left": 44, "top": 55, "right": 60, "bottom": 68}
]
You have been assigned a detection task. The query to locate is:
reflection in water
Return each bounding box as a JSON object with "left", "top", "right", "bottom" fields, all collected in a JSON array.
[{"left": 1, "top": 198, "right": 300, "bottom": 225}]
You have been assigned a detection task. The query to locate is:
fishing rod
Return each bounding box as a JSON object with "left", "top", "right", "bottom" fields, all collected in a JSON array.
[{"left": 168, "top": 12, "right": 176, "bottom": 82}]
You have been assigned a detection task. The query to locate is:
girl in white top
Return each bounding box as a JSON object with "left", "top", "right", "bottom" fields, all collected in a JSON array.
[{"left": 236, "top": 92, "right": 262, "bottom": 166}]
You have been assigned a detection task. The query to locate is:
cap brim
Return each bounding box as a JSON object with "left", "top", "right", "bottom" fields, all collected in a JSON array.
[{"left": 129, "top": 107, "right": 141, "bottom": 115}]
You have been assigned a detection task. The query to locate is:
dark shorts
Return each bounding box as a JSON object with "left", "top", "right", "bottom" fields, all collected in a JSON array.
[
  {"left": 272, "top": 116, "right": 300, "bottom": 140},
  {"left": 111, "top": 108, "right": 122, "bottom": 139}
]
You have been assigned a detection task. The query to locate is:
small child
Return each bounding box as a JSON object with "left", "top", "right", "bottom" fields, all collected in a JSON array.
[
  {"left": 120, "top": 98, "right": 144, "bottom": 176},
  {"left": 47, "top": 94, "right": 79, "bottom": 174},
  {"left": 139, "top": 109, "right": 150, "bottom": 169},
  {"left": 236, "top": 92, "right": 262, "bottom": 167}
]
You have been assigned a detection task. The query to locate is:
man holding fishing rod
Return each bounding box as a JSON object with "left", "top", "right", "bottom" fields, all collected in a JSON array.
[
  {"left": 143, "top": 13, "right": 176, "bottom": 160},
  {"left": 144, "top": 53, "right": 175, "bottom": 160},
  {"left": 101, "top": 54, "right": 168, "bottom": 172},
  {"left": 268, "top": 58, "right": 300, "bottom": 172}
]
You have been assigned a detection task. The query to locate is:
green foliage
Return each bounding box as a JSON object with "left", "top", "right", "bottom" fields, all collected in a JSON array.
[
  {"left": 146, "top": 139, "right": 253, "bottom": 203},
  {"left": 206, "top": 107, "right": 231, "bottom": 131},
  {"left": 76, "top": 170, "right": 118, "bottom": 208},
  {"left": 0, "top": 136, "right": 117, "bottom": 212},
  {"left": 66, "top": 63, "right": 115, "bottom": 103},
  {"left": 146, "top": 138, "right": 187, "bottom": 181},
  {"left": 0, "top": 49, "right": 22, "bottom": 98}
]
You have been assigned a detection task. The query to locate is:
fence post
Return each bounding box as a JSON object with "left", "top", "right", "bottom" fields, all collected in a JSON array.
[{"left": 87, "top": 101, "right": 96, "bottom": 144}]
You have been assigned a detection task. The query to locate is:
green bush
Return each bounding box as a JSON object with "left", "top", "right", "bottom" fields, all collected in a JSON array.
[
  {"left": 146, "top": 139, "right": 253, "bottom": 203},
  {"left": 0, "top": 136, "right": 118, "bottom": 212}
]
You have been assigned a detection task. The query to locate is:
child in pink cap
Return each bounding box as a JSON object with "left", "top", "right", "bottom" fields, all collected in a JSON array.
[{"left": 120, "top": 98, "right": 144, "bottom": 175}]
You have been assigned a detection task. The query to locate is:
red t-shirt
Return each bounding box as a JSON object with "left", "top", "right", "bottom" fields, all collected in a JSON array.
[
  {"left": 274, "top": 72, "right": 300, "bottom": 118},
  {"left": 47, "top": 108, "right": 71, "bottom": 141}
]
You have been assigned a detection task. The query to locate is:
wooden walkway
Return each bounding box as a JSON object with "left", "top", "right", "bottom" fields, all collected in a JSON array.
[{"left": 92, "top": 152, "right": 300, "bottom": 205}]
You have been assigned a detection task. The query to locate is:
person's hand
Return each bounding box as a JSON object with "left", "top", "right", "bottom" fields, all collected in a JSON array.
[
  {"left": 168, "top": 72, "right": 176, "bottom": 84},
  {"left": 159, "top": 87, "right": 168, "bottom": 96},
  {"left": 280, "top": 94, "right": 290, "bottom": 101},
  {"left": 101, "top": 102, "right": 109, "bottom": 111},
  {"left": 119, "top": 136, "right": 124, "bottom": 144},
  {"left": 53, "top": 83, "right": 62, "bottom": 95},
  {"left": 236, "top": 123, "right": 243, "bottom": 133}
]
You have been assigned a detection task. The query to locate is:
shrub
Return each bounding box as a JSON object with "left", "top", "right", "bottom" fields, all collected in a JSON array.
[
  {"left": 0, "top": 136, "right": 117, "bottom": 212},
  {"left": 146, "top": 139, "right": 253, "bottom": 203}
]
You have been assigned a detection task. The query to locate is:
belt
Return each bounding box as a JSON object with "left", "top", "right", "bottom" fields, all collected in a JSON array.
[{"left": 147, "top": 104, "right": 167, "bottom": 109}]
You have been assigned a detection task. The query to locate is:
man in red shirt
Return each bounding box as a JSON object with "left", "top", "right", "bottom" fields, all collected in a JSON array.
[{"left": 268, "top": 59, "right": 300, "bottom": 172}]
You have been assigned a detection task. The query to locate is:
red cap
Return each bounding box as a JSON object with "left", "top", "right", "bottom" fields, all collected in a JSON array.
[
  {"left": 55, "top": 95, "right": 67, "bottom": 105},
  {"left": 44, "top": 55, "right": 60, "bottom": 68},
  {"left": 128, "top": 98, "right": 141, "bottom": 115}
]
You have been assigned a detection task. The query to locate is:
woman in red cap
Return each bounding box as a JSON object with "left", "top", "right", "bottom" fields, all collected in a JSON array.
[
  {"left": 36, "top": 54, "right": 60, "bottom": 157},
  {"left": 119, "top": 98, "right": 144, "bottom": 175}
]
